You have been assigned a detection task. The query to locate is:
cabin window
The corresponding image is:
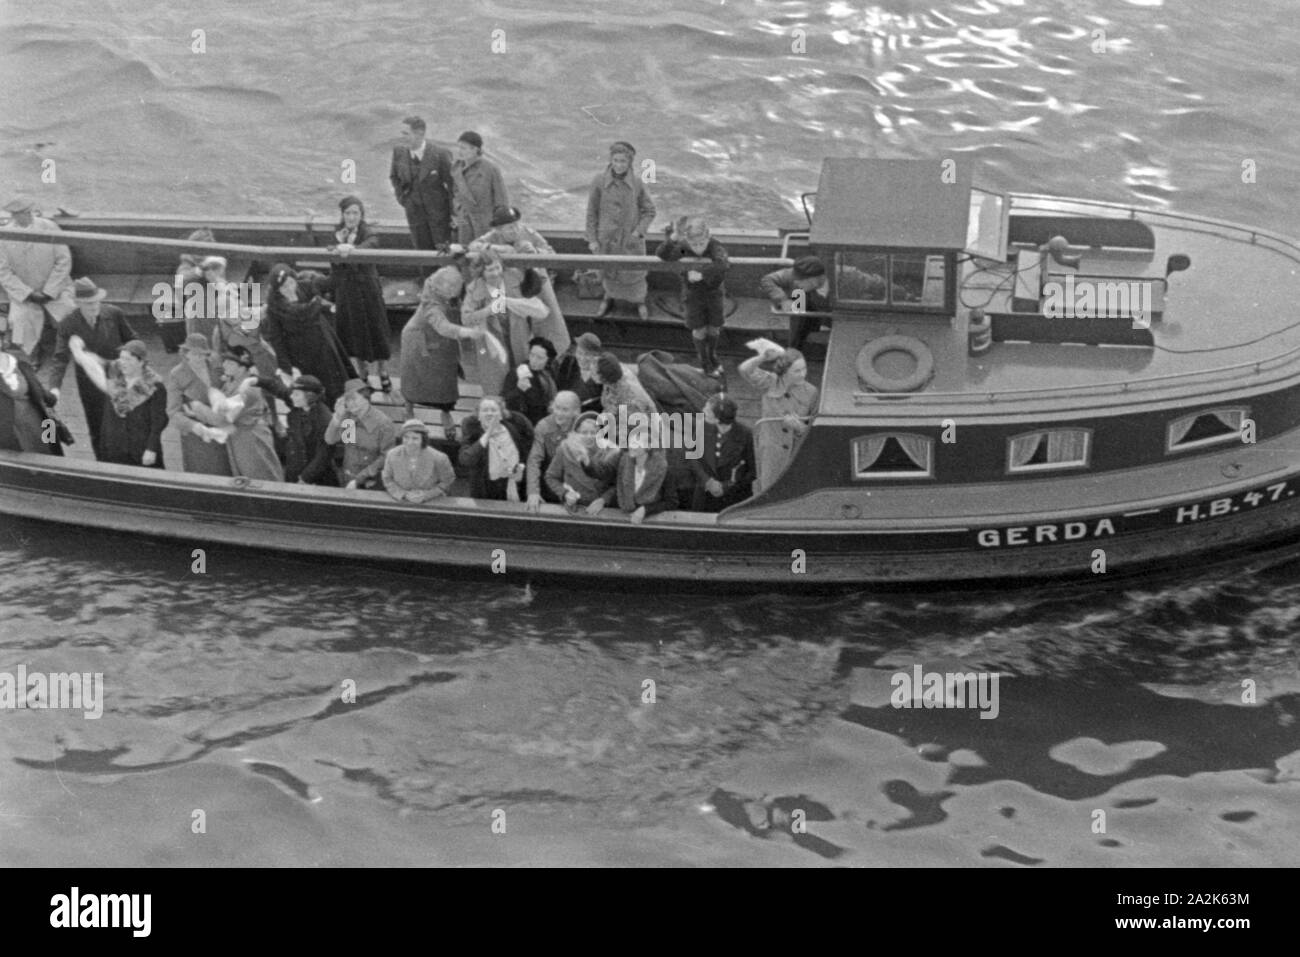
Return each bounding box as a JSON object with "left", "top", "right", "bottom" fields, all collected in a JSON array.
[
  {"left": 1007, "top": 429, "right": 1091, "bottom": 473},
  {"left": 853, "top": 434, "right": 933, "bottom": 479},
  {"left": 836, "top": 252, "right": 888, "bottom": 303},
  {"left": 1167, "top": 408, "right": 1248, "bottom": 453},
  {"left": 835, "top": 252, "right": 946, "bottom": 307}
]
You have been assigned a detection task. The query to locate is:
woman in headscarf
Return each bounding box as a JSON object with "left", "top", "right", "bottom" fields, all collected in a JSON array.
[
  {"left": 165, "top": 332, "right": 233, "bottom": 476},
  {"left": 502, "top": 335, "right": 557, "bottom": 426},
  {"left": 0, "top": 348, "right": 63, "bottom": 454},
  {"left": 261, "top": 262, "right": 356, "bottom": 407},
  {"left": 460, "top": 249, "right": 549, "bottom": 396},
  {"left": 329, "top": 196, "right": 393, "bottom": 393},
  {"left": 544, "top": 410, "right": 621, "bottom": 515},
  {"left": 457, "top": 395, "right": 533, "bottom": 501},
  {"left": 738, "top": 342, "right": 819, "bottom": 495},
  {"left": 400, "top": 265, "right": 474, "bottom": 441},
  {"left": 585, "top": 141, "right": 656, "bottom": 320},
  {"left": 67, "top": 337, "right": 167, "bottom": 468},
  {"left": 208, "top": 346, "right": 284, "bottom": 482}
]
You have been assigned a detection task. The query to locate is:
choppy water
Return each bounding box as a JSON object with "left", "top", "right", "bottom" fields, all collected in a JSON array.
[{"left": 1, "top": 0, "right": 1298, "bottom": 866}]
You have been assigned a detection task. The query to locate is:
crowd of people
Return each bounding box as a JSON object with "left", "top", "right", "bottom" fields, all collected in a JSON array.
[{"left": 0, "top": 130, "right": 829, "bottom": 512}]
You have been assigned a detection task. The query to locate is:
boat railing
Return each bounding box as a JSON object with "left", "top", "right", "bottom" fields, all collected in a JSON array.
[
  {"left": 0, "top": 227, "right": 793, "bottom": 274},
  {"left": 1008, "top": 193, "right": 1300, "bottom": 264}
]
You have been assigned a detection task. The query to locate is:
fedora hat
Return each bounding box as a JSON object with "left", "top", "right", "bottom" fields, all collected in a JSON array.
[
  {"left": 3, "top": 196, "right": 35, "bottom": 214},
  {"left": 341, "top": 377, "right": 373, "bottom": 397},
  {"left": 291, "top": 374, "right": 324, "bottom": 395},
  {"left": 179, "top": 333, "right": 211, "bottom": 355},
  {"left": 73, "top": 277, "right": 107, "bottom": 302}
]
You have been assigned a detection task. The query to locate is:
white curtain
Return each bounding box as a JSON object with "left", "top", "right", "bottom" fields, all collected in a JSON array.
[
  {"left": 893, "top": 435, "right": 931, "bottom": 471},
  {"left": 1046, "top": 430, "right": 1087, "bottom": 463},
  {"left": 854, "top": 436, "right": 889, "bottom": 473},
  {"left": 1010, "top": 433, "right": 1043, "bottom": 468},
  {"left": 1169, "top": 409, "right": 1240, "bottom": 447}
]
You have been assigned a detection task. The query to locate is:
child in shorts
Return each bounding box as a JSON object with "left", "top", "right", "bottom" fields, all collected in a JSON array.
[{"left": 656, "top": 216, "right": 730, "bottom": 377}]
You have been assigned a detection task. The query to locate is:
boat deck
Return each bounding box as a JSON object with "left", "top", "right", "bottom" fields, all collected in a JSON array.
[{"left": 822, "top": 198, "right": 1300, "bottom": 416}]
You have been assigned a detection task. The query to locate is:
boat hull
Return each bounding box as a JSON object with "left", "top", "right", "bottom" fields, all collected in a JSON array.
[{"left": 6, "top": 452, "right": 1300, "bottom": 589}]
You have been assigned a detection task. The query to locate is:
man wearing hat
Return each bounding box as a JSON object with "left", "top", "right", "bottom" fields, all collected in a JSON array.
[
  {"left": 45, "top": 277, "right": 138, "bottom": 458},
  {"left": 0, "top": 196, "right": 77, "bottom": 369},
  {"left": 585, "top": 142, "right": 656, "bottom": 320},
  {"left": 451, "top": 131, "right": 509, "bottom": 246},
  {"left": 324, "top": 377, "right": 400, "bottom": 489},
  {"left": 760, "top": 255, "right": 832, "bottom": 352},
  {"left": 390, "top": 116, "right": 455, "bottom": 257},
  {"left": 254, "top": 371, "right": 338, "bottom": 485}
]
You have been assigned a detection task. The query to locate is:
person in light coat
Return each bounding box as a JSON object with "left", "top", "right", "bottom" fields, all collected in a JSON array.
[
  {"left": 0, "top": 196, "right": 76, "bottom": 369},
  {"left": 585, "top": 142, "right": 656, "bottom": 319}
]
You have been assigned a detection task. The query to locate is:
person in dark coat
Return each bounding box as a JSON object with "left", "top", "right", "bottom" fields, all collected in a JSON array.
[
  {"left": 0, "top": 348, "right": 64, "bottom": 454},
  {"left": 47, "top": 278, "right": 137, "bottom": 460},
  {"left": 502, "top": 336, "right": 557, "bottom": 426},
  {"left": 400, "top": 266, "right": 470, "bottom": 440},
  {"left": 554, "top": 332, "right": 605, "bottom": 415},
  {"left": 389, "top": 116, "right": 455, "bottom": 254},
  {"left": 458, "top": 395, "right": 533, "bottom": 501},
  {"left": 761, "top": 256, "right": 832, "bottom": 352},
  {"left": 688, "top": 394, "right": 755, "bottom": 511},
  {"left": 329, "top": 196, "right": 393, "bottom": 392},
  {"left": 256, "top": 372, "right": 338, "bottom": 485},
  {"left": 261, "top": 262, "right": 356, "bottom": 407},
  {"left": 656, "top": 216, "right": 730, "bottom": 377},
  {"left": 68, "top": 337, "right": 166, "bottom": 468}
]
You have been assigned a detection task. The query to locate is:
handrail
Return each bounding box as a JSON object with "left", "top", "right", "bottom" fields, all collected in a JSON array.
[
  {"left": 1007, "top": 192, "right": 1300, "bottom": 259},
  {"left": 0, "top": 227, "right": 792, "bottom": 274}
]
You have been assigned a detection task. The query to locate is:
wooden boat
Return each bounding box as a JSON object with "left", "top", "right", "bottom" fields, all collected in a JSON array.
[{"left": 3, "top": 157, "right": 1300, "bottom": 589}]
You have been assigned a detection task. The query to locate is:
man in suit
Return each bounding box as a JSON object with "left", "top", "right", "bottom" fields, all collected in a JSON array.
[
  {"left": 389, "top": 116, "right": 454, "bottom": 260},
  {"left": 47, "top": 277, "right": 137, "bottom": 459},
  {"left": 689, "top": 394, "right": 755, "bottom": 512}
]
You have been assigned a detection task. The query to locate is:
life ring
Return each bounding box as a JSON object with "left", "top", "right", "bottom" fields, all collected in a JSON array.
[{"left": 856, "top": 335, "right": 934, "bottom": 393}]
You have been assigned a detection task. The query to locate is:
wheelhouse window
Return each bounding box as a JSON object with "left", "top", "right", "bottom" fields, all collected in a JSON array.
[
  {"left": 835, "top": 252, "right": 946, "bottom": 308},
  {"left": 853, "top": 434, "right": 934, "bottom": 479},
  {"left": 1007, "top": 429, "right": 1091, "bottom": 473},
  {"left": 1167, "top": 408, "right": 1247, "bottom": 453}
]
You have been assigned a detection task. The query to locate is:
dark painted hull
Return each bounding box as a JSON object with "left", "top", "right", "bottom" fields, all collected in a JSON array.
[{"left": 6, "top": 451, "right": 1300, "bottom": 589}]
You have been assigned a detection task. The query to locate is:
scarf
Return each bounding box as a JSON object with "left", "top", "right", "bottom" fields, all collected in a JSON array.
[
  {"left": 108, "top": 366, "right": 163, "bottom": 417},
  {"left": 485, "top": 424, "right": 520, "bottom": 480},
  {"left": 0, "top": 353, "right": 19, "bottom": 393}
]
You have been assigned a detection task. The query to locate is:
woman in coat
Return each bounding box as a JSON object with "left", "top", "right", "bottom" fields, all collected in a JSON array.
[
  {"left": 262, "top": 262, "right": 356, "bottom": 408},
  {"left": 328, "top": 196, "right": 393, "bottom": 392},
  {"left": 400, "top": 266, "right": 473, "bottom": 441},
  {"left": 544, "top": 411, "right": 621, "bottom": 515},
  {"left": 739, "top": 343, "right": 819, "bottom": 495},
  {"left": 585, "top": 141, "right": 656, "bottom": 319},
  {"left": 0, "top": 349, "right": 63, "bottom": 454},
  {"left": 470, "top": 205, "right": 571, "bottom": 356},
  {"left": 165, "top": 333, "right": 233, "bottom": 476},
  {"left": 68, "top": 337, "right": 166, "bottom": 468},
  {"left": 458, "top": 395, "right": 533, "bottom": 501},
  {"left": 210, "top": 347, "right": 284, "bottom": 482},
  {"left": 502, "top": 336, "right": 557, "bottom": 426},
  {"left": 460, "top": 249, "right": 549, "bottom": 395},
  {"left": 381, "top": 419, "right": 456, "bottom": 503}
]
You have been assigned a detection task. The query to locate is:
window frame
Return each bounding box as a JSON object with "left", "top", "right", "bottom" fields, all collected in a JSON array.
[
  {"left": 851, "top": 432, "right": 935, "bottom": 480},
  {"left": 1166, "top": 407, "right": 1249, "bottom": 454},
  {"left": 1005, "top": 428, "right": 1093, "bottom": 475}
]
